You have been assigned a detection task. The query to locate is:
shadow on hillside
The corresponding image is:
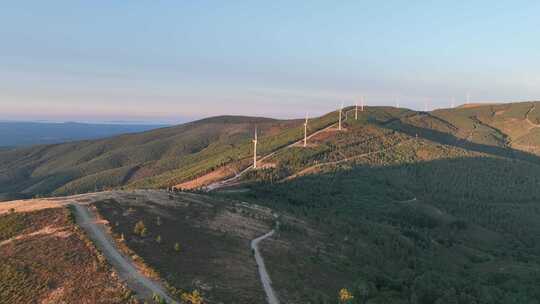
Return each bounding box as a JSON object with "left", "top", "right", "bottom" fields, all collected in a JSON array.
[
  {"left": 249, "top": 156, "right": 540, "bottom": 203},
  {"left": 227, "top": 155, "right": 540, "bottom": 249},
  {"left": 382, "top": 119, "right": 540, "bottom": 165},
  {"left": 218, "top": 154, "right": 540, "bottom": 304}
]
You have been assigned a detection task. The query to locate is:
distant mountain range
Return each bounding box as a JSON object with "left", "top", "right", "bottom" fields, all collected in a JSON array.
[{"left": 0, "top": 121, "right": 167, "bottom": 147}]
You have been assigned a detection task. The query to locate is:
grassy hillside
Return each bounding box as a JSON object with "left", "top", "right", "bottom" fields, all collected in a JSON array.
[
  {"left": 91, "top": 191, "right": 275, "bottom": 304},
  {"left": 3, "top": 102, "right": 540, "bottom": 200},
  {"left": 0, "top": 115, "right": 324, "bottom": 199},
  {"left": 213, "top": 104, "right": 540, "bottom": 303},
  {"left": 0, "top": 207, "right": 134, "bottom": 303},
  {"left": 431, "top": 101, "right": 540, "bottom": 150},
  {"left": 4, "top": 102, "right": 540, "bottom": 303}
]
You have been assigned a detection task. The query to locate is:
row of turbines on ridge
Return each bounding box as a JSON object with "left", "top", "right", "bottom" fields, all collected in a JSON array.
[
  {"left": 252, "top": 98, "right": 366, "bottom": 169},
  {"left": 251, "top": 93, "right": 473, "bottom": 169}
]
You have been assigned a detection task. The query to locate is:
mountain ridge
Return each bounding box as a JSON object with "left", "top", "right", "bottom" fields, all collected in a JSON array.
[{"left": 2, "top": 102, "right": 540, "bottom": 200}]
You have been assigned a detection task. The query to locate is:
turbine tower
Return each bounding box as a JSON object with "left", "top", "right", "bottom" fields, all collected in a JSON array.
[
  {"left": 355, "top": 102, "right": 358, "bottom": 120},
  {"left": 253, "top": 127, "right": 258, "bottom": 169},
  {"left": 361, "top": 97, "right": 365, "bottom": 112},
  {"left": 338, "top": 102, "right": 343, "bottom": 131},
  {"left": 303, "top": 113, "right": 309, "bottom": 147}
]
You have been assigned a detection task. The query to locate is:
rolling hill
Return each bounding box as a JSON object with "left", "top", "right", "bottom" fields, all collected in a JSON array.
[
  {"left": 3, "top": 102, "right": 540, "bottom": 201},
  {"left": 0, "top": 116, "right": 291, "bottom": 199},
  {"left": 3, "top": 101, "right": 540, "bottom": 303},
  {"left": 0, "top": 112, "right": 347, "bottom": 201},
  {"left": 212, "top": 102, "right": 540, "bottom": 303}
]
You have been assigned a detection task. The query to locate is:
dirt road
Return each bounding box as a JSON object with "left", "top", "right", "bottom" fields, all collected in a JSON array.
[
  {"left": 251, "top": 228, "right": 280, "bottom": 304},
  {"left": 72, "top": 204, "right": 178, "bottom": 304}
]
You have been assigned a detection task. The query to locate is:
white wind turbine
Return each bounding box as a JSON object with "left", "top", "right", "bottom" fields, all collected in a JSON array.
[
  {"left": 303, "top": 113, "right": 309, "bottom": 147},
  {"left": 253, "top": 127, "right": 258, "bottom": 169},
  {"left": 361, "top": 97, "right": 365, "bottom": 112},
  {"left": 355, "top": 101, "right": 358, "bottom": 120},
  {"left": 338, "top": 102, "right": 344, "bottom": 131}
]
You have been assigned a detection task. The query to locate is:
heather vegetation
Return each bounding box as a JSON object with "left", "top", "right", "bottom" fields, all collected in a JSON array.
[
  {"left": 0, "top": 208, "right": 134, "bottom": 303},
  {"left": 93, "top": 194, "right": 273, "bottom": 303}
]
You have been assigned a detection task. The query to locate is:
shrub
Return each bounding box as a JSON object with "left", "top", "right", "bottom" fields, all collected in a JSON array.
[
  {"left": 181, "top": 290, "right": 203, "bottom": 304},
  {"left": 152, "top": 293, "right": 166, "bottom": 304},
  {"left": 134, "top": 221, "right": 146, "bottom": 236}
]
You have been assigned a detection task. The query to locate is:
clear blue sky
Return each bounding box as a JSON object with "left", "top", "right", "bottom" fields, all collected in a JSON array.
[{"left": 1, "top": 1, "right": 539, "bottom": 123}]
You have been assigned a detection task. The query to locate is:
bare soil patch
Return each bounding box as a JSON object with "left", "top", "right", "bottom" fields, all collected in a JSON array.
[{"left": 174, "top": 166, "right": 237, "bottom": 190}]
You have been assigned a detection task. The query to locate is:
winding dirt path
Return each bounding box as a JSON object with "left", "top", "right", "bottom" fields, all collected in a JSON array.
[
  {"left": 251, "top": 228, "right": 280, "bottom": 304},
  {"left": 72, "top": 204, "right": 178, "bottom": 304},
  {"left": 525, "top": 104, "right": 540, "bottom": 128}
]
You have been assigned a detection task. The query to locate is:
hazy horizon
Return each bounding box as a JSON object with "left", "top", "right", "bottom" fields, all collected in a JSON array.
[
  {"left": 2, "top": 99, "right": 539, "bottom": 125},
  {"left": 2, "top": 2, "right": 540, "bottom": 122}
]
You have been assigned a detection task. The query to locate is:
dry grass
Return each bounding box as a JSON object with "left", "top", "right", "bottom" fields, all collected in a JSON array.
[{"left": 0, "top": 208, "right": 135, "bottom": 303}]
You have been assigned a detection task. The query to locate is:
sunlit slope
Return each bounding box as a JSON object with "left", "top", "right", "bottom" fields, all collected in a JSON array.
[
  {"left": 431, "top": 101, "right": 540, "bottom": 150},
  {"left": 234, "top": 102, "right": 540, "bottom": 186},
  {"left": 0, "top": 113, "right": 339, "bottom": 199},
  {"left": 242, "top": 106, "right": 481, "bottom": 183},
  {"left": 2, "top": 101, "right": 540, "bottom": 200}
]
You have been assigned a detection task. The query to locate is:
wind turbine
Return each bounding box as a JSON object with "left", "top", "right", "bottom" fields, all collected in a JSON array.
[
  {"left": 361, "top": 97, "right": 365, "bottom": 112},
  {"left": 466, "top": 92, "right": 471, "bottom": 104},
  {"left": 303, "top": 113, "right": 309, "bottom": 147},
  {"left": 338, "top": 102, "right": 344, "bottom": 131},
  {"left": 355, "top": 102, "right": 358, "bottom": 120},
  {"left": 253, "top": 127, "right": 258, "bottom": 169}
]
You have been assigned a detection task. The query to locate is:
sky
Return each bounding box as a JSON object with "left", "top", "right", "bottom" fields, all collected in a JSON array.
[{"left": 1, "top": 1, "right": 540, "bottom": 123}]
